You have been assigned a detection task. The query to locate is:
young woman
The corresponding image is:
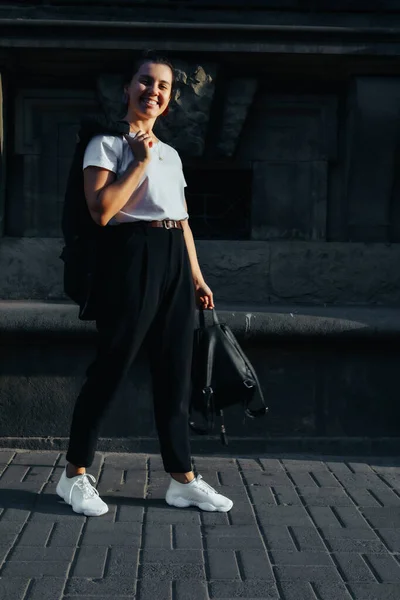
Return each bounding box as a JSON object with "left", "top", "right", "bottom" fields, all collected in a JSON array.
[{"left": 56, "top": 53, "right": 233, "bottom": 516}]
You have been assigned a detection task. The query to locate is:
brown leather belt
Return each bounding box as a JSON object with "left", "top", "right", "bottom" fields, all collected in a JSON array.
[{"left": 147, "top": 220, "right": 183, "bottom": 230}]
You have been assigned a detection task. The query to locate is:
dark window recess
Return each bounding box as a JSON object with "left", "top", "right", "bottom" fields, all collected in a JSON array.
[{"left": 184, "top": 168, "right": 251, "bottom": 240}]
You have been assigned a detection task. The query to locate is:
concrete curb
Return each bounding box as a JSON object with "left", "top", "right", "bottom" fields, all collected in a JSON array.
[{"left": 1, "top": 300, "right": 400, "bottom": 341}]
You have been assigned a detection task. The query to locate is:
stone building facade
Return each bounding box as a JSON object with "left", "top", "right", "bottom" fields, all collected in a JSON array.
[
  {"left": 0, "top": 1, "right": 400, "bottom": 307},
  {"left": 1, "top": 2, "right": 400, "bottom": 448}
]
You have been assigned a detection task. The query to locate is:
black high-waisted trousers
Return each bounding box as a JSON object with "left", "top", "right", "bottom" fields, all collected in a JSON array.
[{"left": 66, "top": 223, "right": 195, "bottom": 473}]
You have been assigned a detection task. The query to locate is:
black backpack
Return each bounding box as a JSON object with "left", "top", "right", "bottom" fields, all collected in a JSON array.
[
  {"left": 60, "top": 115, "right": 129, "bottom": 320},
  {"left": 189, "top": 309, "right": 268, "bottom": 445}
]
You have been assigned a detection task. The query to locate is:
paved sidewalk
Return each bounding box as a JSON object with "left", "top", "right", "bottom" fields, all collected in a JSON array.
[{"left": 2, "top": 452, "right": 400, "bottom": 599}]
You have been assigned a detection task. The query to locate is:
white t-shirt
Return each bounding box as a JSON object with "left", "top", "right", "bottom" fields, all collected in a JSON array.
[{"left": 83, "top": 133, "right": 188, "bottom": 224}]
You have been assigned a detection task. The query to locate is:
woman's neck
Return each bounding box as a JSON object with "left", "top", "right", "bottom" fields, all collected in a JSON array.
[{"left": 124, "top": 112, "right": 156, "bottom": 136}]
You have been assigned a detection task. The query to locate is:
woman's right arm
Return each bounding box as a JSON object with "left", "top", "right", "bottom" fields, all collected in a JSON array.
[
  {"left": 84, "top": 159, "right": 149, "bottom": 227},
  {"left": 84, "top": 131, "right": 152, "bottom": 226}
]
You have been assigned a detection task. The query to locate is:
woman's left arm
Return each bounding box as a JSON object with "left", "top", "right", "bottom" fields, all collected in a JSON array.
[{"left": 182, "top": 212, "right": 214, "bottom": 310}]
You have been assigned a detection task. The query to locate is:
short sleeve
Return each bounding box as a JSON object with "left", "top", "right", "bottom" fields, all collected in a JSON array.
[
  {"left": 175, "top": 149, "right": 187, "bottom": 188},
  {"left": 83, "top": 135, "right": 121, "bottom": 173}
]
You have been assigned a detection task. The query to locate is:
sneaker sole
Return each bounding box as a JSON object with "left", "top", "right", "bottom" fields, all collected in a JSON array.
[
  {"left": 56, "top": 482, "right": 109, "bottom": 517},
  {"left": 166, "top": 496, "right": 233, "bottom": 512}
]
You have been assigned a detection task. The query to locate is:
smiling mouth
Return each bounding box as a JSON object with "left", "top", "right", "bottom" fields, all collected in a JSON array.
[{"left": 141, "top": 97, "right": 159, "bottom": 108}]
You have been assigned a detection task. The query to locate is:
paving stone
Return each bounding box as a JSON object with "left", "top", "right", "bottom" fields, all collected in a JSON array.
[
  {"left": 106, "top": 547, "right": 139, "bottom": 577},
  {"left": 173, "top": 524, "right": 203, "bottom": 549},
  {"left": 348, "top": 489, "right": 383, "bottom": 508},
  {"left": 206, "top": 549, "right": 240, "bottom": 579},
  {"left": 247, "top": 486, "right": 281, "bottom": 506},
  {"left": 270, "top": 551, "right": 332, "bottom": 566},
  {"left": 310, "top": 472, "right": 342, "bottom": 487},
  {"left": 369, "top": 489, "right": 400, "bottom": 507},
  {"left": 333, "top": 506, "right": 370, "bottom": 528},
  {"left": 321, "top": 527, "right": 387, "bottom": 553},
  {"left": 24, "top": 577, "right": 65, "bottom": 600},
  {"left": 0, "top": 509, "right": 30, "bottom": 523},
  {"left": 145, "top": 506, "right": 200, "bottom": 524},
  {"left": 16, "top": 522, "right": 52, "bottom": 546},
  {"left": 237, "top": 458, "right": 264, "bottom": 471},
  {"left": 311, "top": 582, "right": 353, "bottom": 599},
  {"left": 104, "top": 453, "right": 147, "bottom": 469},
  {"left": 363, "top": 508, "right": 400, "bottom": 529},
  {"left": 81, "top": 522, "right": 141, "bottom": 546},
  {"left": 142, "top": 523, "right": 171, "bottom": 549},
  {"left": 0, "top": 577, "right": 30, "bottom": 600},
  {"left": 0, "top": 466, "right": 29, "bottom": 486},
  {"left": 1, "top": 560, "right": 70, "bottom": 577},
  {"left": 175, "top": 580, "right": 209, "bottom": 600},
  {"left": 262, "top": 526, "right": 297, "bottom": 552},
  {"left": 244, "top": 473, "right": 293, "bottom": 487},
  {"left": 349, "top": 583, "right": 400, "bottom": 599},
  {"left": 10, "top": 546, "right": 74, "bottom": 562},
  {"left": 289, "top": 472, "right": 319, "bottom": 487},
  {"left": 334, "top": 473, "right": 390, "bottom": 490},
  {"left": 215, "top": 470, "right": 242, "bottom": 486},
  {"left": 282, "top": 460, "right": 329, "bottom": 472},
  {"left": 137, "top": 578, "right": 171, "bottom": 600},
  {"left": 239, "top": 549, "right": 274, "bottom": 579},
  {"left": 116, "top": 504, "right": 145, "bottom": 522},
  {"left": 271, "top": 487, "right": 302, "bottom": 507},
  {"left": 48, "top": 521, "right": 84, "bottom": 547},
  {"left": 277, "top": 581, "right": 316, "bottom": 600},
  {"left": 256, "top": 506, "right": 311, "bottom": 527},
  {"left": 64, "top": 597, "right": 135, "bottom": 600},
  {"left": 366, "top": 553, "right": 400, "bottom": 582},
  {"left": 228, "top": 509, "right": 257, "bottom": 525},
  {"left": 333, "top": 552, "right": 377, "bottom": 582},
  {"left": 258, "top": 459, "right": 284, "bottom": 471},
  {"left": 203, "top": 525, "right": 264, "bottom": 550},
  {"left": 297, "top": 487, "right": 353, "bottom": 507},
  {"left": 274, "top": 564, "right": 342, "bottom": 583},
  {"left": 201, "top": 511, "right": 230, "bottom": 526},
  {"left": 71, "top": 546, "right": 107, "bottom": 578},
  {"left": 208, "top": 580, "right": 280, "bottom": 598},
  {"left": 12, "top": 452, "right": 59, "bottom": 466},
  {"left": 140, "top": 562, "right": 205, "bottom": 579},
  {"left": 290, "top": 527, "right": 326, "bottom": 552},
  {"left": 377, "top": 528, "right": 400, "bottom": 552},
  {"left": 0, "top": 545, "right": 11, "bottom": 564},
  {"left": 0, "top": 452, "right": 14, "bottom": 465},
  {"left": 279, "top": 581, "right": 352, "bottom": 600},
  {"left": 66, "top": 577, "right": 136, "bottom": 595},
  {"left": 143, "top": 549, "right": 203, "bottom": 564},
  {"left": 308, "top": 507, "right": 342, "bottom": 528}
]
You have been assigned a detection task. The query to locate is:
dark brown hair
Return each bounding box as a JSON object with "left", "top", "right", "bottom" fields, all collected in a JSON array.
[{"left": 124, "top": 50, "right": 176, "bottom": 96}]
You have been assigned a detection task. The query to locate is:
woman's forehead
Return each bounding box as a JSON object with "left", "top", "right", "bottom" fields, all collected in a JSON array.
[{"left": 136, "top": 62, "right": 173, "bottom": 84}]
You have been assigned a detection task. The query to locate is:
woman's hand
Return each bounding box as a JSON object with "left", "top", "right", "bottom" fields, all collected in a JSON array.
[
  {"left": 124, "top": 131, "right": 152, "bottom": 164},
  {"left": 194, "top": 280, "right": 214, "bottom": 310}
]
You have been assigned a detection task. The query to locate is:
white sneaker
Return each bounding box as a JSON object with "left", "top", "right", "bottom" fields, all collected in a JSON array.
[
  {"left": 56, "top": 468, "right": 108, "bottom": 517},
  {"left": 165, "top": 474, "right": 233, "bottom": 512}
]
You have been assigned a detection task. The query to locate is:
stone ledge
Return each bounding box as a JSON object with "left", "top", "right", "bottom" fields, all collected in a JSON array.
[{"left": 1, "top": 300, "right": 400, "bottom": 341}]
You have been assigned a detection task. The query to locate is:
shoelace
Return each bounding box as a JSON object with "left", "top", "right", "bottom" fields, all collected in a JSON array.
[
  {"left": 68, "top": 473, "right": 99, "bottom": 504},
  {"left": 195, "top": 474, "right": 220, "bottom": 496}
]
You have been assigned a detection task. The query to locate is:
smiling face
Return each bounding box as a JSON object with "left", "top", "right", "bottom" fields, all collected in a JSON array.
[{"left": 125, "top": 61, "right": 173, "bottom": 120}]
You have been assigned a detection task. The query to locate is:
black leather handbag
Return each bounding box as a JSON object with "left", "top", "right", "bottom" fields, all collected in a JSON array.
[{"left": 189, "top": 309, "right": 268, "bottom": 445}]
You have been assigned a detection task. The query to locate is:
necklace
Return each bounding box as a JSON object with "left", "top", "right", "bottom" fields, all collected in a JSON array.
[{"left": 156, "top": 141, "right": 164, "bottom": 161}]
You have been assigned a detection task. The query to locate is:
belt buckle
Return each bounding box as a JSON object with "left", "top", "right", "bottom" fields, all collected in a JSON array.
[{"left": 164, "top": 220, "right": 174, "bottom": 229}]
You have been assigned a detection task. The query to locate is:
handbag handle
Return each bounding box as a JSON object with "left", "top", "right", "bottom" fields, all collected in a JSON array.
[{"left": 199, "top": 308, "right": 219, "bottom": 329}]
